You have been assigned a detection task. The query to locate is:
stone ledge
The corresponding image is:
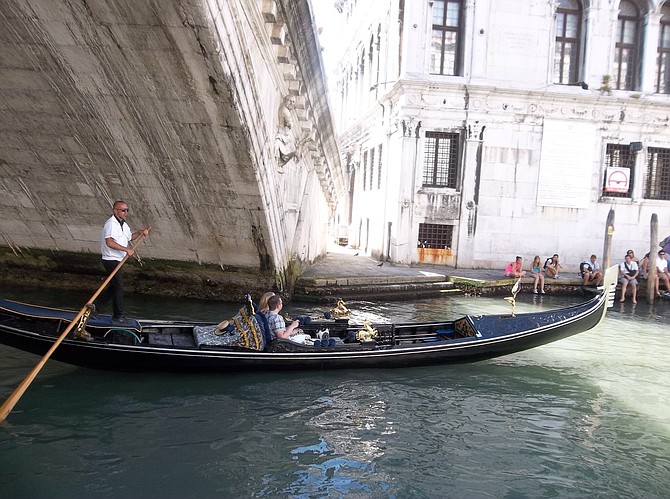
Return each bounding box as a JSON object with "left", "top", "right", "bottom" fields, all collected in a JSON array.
[{"left": 300, "top": 274, "right": 448, "bottom": 287}]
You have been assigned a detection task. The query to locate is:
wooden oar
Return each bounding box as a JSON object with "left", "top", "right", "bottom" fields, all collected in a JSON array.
[{"left": 0, "top": 233, "right": 148, "bottom": 422}]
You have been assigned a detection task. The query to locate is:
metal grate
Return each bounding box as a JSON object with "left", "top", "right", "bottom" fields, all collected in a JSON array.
[
  {"left": 362, "top": 150, "right": 367, "bottom": 191},
  {"left": 423, "top": 132, "right": 460, "bottom": 188},
  {"left": 369, "top": 148, "right": 375, "bottom": 190},
  {"left": 417, "top": 223, "right": 453, "bottom": 249},
  {"left": 602, "top": 143, "right": 635, "bottom": 198},
  {"left": 377, "top": 144, "right": 383, "bottom": 189},
  {"left": 646, "top": 147, "right": 670, "bottom": 200}
]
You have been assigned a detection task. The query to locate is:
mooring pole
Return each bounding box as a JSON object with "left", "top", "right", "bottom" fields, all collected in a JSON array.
[
  {"left": 648, "top": 214, "right": 658, "bottom": 304},
  {"left": 603, "top": 208, "right": 615, "bottom": 269}
]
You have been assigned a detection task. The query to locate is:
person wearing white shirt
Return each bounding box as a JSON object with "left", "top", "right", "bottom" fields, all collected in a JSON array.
[
  {"left": 619, "top": 254, "right": 639, "bottom": 304},
  {"left": 93, "top": 200, "right": 149, "bottom": 324},
  {"left": 655, "top": 249, "right": 670, "bottom": 297}
]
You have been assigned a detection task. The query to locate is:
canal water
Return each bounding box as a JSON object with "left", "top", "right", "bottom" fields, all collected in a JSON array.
[{"left": 0, "top": 289, "right": 669, "bottom": 498}]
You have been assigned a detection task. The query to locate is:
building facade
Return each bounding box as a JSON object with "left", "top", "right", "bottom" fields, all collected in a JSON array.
[{"left": 330, "top": 0, "right": 670, "bottom": 270}]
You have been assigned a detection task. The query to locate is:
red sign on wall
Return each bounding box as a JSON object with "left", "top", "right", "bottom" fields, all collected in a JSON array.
[{"left": 604, "top": 167, "right": 630, "bottom": 193}]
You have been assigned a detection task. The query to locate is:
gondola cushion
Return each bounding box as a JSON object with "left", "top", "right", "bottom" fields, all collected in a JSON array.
[{"left": 193, "top": 307, "right": 266, "bottom": 351}]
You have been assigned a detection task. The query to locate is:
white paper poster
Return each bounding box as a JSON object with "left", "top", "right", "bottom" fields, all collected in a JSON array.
[{"left": 537, "top": 119, "right": 596, "bottom": 209}]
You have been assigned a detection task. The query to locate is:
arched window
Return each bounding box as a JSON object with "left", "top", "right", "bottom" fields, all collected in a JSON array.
[
  {"left": 430, "top": 0, "right": 464, "bottom": 76},
  {"left": 554, "top": 0, "right": 583, "bottom": 84},
  {"left": 656, "top": 3, "right": 670, "bottom": 93},
  {"left": 614, "top": 1, "right": 641, "bottom": 90}
]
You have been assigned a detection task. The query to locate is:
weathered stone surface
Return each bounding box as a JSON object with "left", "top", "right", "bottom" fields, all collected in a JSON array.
[{"left": 0, "top": 0, "right": 345, "bottom": 293}]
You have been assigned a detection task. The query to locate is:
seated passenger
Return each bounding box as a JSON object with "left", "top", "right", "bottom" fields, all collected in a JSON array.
[
  {"left": 504, "top": 256, "right": 526, "bottom": 278},
  {"left": 257, "top": 291, "right": 275, "bottom": 314},
  {"left": 265, "top": 295, "right": 306, "bottom": 343},
  {"left": 530, "top": 255, "right": 545, "bottom": 294}
]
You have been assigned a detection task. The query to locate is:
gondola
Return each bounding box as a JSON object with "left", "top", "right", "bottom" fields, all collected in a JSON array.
[{"left": 0, "top": 266, "right": 618, "bottom": 372}]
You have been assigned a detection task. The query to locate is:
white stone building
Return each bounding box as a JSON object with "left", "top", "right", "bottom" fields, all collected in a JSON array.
[{"left": 328, "top": 0, "right": 670, "bottom": 271}]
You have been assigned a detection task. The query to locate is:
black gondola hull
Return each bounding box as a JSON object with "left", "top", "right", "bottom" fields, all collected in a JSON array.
[{"left": 0, "top": 276, "right": 615, "bottom": 372}]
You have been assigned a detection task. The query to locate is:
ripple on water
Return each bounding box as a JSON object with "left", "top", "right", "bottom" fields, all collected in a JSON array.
[{"left": 1, "top": 293, "right": 670, "bottom": 497}]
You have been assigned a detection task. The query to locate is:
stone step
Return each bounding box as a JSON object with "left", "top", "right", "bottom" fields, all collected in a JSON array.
[
  {"left": 293, "top": 280, "right": 457, "bottom": 303},
  {"left": 293, "top": 274, "right": 595, "bottom": 303}
]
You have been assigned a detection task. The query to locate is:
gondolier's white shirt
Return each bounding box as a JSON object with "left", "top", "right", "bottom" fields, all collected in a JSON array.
[{"left": 101, "top": 215, "right": 132, "bottom": 261}]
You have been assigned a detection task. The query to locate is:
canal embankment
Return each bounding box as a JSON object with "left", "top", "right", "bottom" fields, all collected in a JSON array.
[
  {"left": 0, "top": 245, "right": 617, "bottom": 304},
  {"left": 293, "top": 248, "right": 596, "bottom": 303}
]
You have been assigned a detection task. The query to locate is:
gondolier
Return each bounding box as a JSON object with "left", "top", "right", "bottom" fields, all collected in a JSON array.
[{"left": 93, "top": 200, "right": 150, "bottom": 324}]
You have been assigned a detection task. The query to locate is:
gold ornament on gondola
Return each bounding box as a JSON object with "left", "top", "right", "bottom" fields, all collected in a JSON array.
[
  {"left": 330, "top": 299, "right": 351, "bottom": 319},
  {"left": 504, "top": 278, "right": 521, "bottom": 317},
  {"left": 356, "top": 320, "right": 378, "bottom": 343}
]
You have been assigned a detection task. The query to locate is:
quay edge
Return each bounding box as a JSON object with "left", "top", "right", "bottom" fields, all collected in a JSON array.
[{"left": 0, "top": 246, "right": 617, "bottom": 304}]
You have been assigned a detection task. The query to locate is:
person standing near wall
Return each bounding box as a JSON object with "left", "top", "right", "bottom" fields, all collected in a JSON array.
[{"left": 94, "top": 200, "right": 150, "bottom": 324}]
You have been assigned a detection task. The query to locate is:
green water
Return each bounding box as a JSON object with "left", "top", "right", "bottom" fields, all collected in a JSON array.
[{"left": 1, "top": 289, "right": 669, "bottom": 498}]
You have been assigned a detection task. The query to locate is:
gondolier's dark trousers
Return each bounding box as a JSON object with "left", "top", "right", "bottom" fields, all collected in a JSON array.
[{"left": 95, "top": 259, "right": 124, "bottom": 318}]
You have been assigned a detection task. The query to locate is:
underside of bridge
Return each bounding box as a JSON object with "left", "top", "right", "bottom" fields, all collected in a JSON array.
[{"left": 0, "top": 0, "right": 345, "bottom": 293}]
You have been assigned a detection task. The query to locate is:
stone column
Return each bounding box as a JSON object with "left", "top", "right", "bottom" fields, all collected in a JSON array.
[
  {"left": 455, "top": 124, "right": 485, "bottom": 268},
  {"left": 391, "top": 117, "right": 421, "bottom": 263}
]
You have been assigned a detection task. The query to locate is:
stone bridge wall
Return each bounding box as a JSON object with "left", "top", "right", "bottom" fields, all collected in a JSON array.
[{"left": 0, "top": 0, "right": 344, "bottom": 291}]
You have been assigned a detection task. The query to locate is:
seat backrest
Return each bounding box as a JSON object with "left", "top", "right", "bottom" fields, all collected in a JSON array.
[{"left": 255, "top": 311, "right": 273, "bottom": 346}]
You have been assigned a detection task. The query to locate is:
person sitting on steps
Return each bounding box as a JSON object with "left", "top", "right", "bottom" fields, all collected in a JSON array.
[
  {"left": 640, "top": 252, "right": 650, "bottom": 279},
  {"left": 654, "top": 249, "right": 670, "bottom": 297},
  {"left": 544, "top": 254, "right": 562, "bottom": 279},
  {"left": 530, "top": 255, "right": 545, "bottom": 294},
  {"left": 619, "top": 254, "right": 639, "bottom": 304},
  {"left": 504, "top": 256, "right": 526, "bottom": 278},
  {"left": 580, "top": 254, "right": 603, "bottom": 286}
]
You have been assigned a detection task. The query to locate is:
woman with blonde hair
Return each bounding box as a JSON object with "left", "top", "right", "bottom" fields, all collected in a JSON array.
[
  {"left": 530, "top": 255, "right": 545, "bottom": 294},
  {"left": 258, "top": 291, "right": 275, "bottom": 313}
]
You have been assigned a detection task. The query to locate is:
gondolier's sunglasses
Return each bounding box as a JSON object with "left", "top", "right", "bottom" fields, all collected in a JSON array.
[{"left": 116, "top": 208, "right": 129, "bottom": 212}]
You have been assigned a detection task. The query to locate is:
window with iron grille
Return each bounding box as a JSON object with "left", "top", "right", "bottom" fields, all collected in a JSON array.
[
  {"left": 603, "top": 143, "right": 635, "bottom": 198},
  {"left": 362, "top": 150, "right": 367, "bottom": 192},
  {"left": 657, "top": 5, "right": 670, "bottom": 93},
  {"left": 430, "top": 0, "right": 463, "bottom": 76},
  {"left": 554, "top": 0, "right": 582, "bottom": 84},
  {"left": 646, "top": 147, "right": 670, "bottom": 200},
  {"left": 423, "top": 131, "right": 460, "bottom": 188},
  {"left": 614, "top": 1, "right": 641, "bottom": 91},
  {"left": 369, "top": 148, "right": 375, "bottom": 190},
  {"left": 377, "top": 144, "right": 383, "bottom": 189},
  {"left": 417, "top": 223, "right": 453, "bottom": 249}
]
